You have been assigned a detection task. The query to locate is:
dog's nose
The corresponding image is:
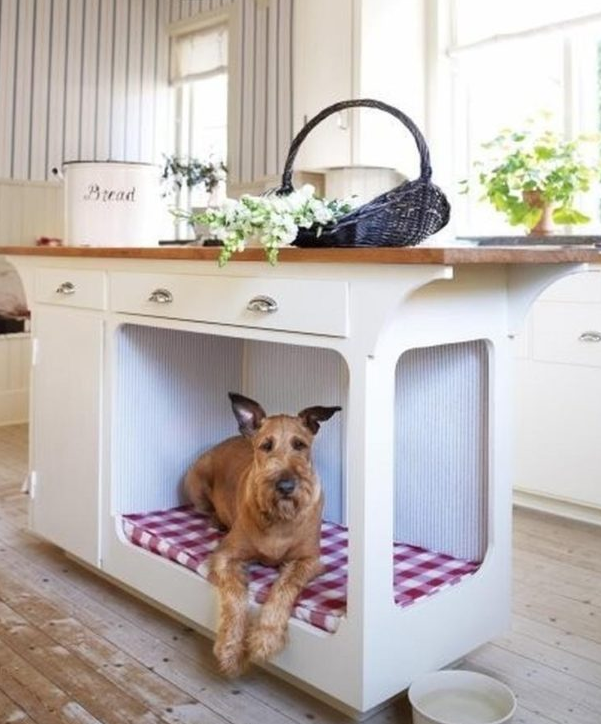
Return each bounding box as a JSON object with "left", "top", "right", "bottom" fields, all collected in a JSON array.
[{"left": 275, "top": 479, "right": 296, "bottom": 496}]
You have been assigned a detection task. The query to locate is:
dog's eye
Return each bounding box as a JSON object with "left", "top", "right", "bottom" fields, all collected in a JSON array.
[
  {"left": 259, "top": 438, "right": 273, "bottom": 452},
  {"left": 292, "top": 438, "right": 307, "bottom": 451}
]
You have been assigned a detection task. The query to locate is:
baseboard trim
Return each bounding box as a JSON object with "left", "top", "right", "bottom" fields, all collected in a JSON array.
[{"left": 513, "top": 488, "right": 601, "bottom": 526}]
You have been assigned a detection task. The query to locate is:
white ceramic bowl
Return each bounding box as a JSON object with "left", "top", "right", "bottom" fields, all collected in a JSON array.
[{"left": 408, "top": 670, "right": 516, "bottom": 724}]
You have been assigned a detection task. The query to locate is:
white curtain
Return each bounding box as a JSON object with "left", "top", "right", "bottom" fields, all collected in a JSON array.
[{"left": 171, "top": 23, "right": 228, "bottom": 84}]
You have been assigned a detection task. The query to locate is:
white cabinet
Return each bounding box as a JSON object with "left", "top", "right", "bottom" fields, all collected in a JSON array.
[
  {"left": 292, "top": 0, "right": 426, "bottom": 176},
  {"left": 292, "top": 0, "right": 353, "bottom": 171},
  {"left": 30, "top": 306, "right": 103, "bottom": 566},
  {"left": 516, "top": 360, "right": 601, "bottom": 509},
  {"left": 515, "top": 271, "right": 601, "bottom": 515}
]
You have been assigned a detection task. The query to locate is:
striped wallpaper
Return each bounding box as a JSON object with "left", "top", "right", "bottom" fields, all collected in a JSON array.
[
  {"left": 113, "top": 324, "right": 346, "bottom": 522},
  {"left": 0, "top": 0, "right": 293, "bottom": 185},
  {"left": 394, "top": 341, "right": 489, "bottom": 561}
]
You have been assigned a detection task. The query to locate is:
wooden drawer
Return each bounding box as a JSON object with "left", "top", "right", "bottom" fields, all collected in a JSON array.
[
  {"left": 110, "top": 272, "right": 349, "bottom": 337},
  {"left": 532, "top": 301, "right": 601, "bottom": 367},
  {"left": 35, "top": 268, "right": 107, "bottom": 310}
]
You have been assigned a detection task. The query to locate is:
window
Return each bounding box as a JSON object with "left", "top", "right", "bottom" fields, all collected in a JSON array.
[
  {"left": 446, "top": 1, "right": 601, "bottom": 236},
  {"left": 171, "top": 22, "right": 228, "bottom": 209}
]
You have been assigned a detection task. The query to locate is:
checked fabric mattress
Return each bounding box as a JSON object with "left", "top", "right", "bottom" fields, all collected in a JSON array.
[{"left": 122, "top": 505, "right": 480, "bottom": 633}]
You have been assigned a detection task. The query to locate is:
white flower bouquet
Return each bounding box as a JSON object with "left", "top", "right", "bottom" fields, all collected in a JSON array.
[{"left": 186, "top": 184, "right": 356, "bottom": 265}]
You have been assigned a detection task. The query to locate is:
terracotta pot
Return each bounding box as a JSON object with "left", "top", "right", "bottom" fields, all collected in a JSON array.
[{"left": 523, "top": 190, "right": 553, "bottom": 236}]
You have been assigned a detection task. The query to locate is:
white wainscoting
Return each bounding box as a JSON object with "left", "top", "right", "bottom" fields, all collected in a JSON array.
[
  {"left": 0, "top": 179, "right": 63, "bottom": 246},
  {"left": 0, "top": 333, "right": 30, "bottom": 426},
  {"left": 0, "top": 178, "right": 54, "bottom": 424}
]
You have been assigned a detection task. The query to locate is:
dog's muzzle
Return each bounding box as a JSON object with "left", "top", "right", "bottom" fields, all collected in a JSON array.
[{"left": 275, "top": 478, "right": 296, "bottom": 497}]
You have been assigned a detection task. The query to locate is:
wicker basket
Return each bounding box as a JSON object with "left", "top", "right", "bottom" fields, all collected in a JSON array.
[{"left": 274, "top": 99, "right": 450, "bottom": 248}]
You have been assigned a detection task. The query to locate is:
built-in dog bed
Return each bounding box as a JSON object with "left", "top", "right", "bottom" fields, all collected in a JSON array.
[{"left": 122, "top": 506, "right": 480, "bottom": 633}]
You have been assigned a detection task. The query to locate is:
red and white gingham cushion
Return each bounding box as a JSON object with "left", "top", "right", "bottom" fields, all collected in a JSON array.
[{"left": 122, "top": 505, "right": 480, "bottom": 633}]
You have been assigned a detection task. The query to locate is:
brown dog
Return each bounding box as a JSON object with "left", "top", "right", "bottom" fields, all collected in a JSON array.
[{"left": 184, "top": 392, "right": 341, "bottom": 676}]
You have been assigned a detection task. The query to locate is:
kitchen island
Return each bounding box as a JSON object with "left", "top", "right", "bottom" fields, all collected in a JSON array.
[{"left": 2, "top": 244, "right": 599, "bottom": 716}]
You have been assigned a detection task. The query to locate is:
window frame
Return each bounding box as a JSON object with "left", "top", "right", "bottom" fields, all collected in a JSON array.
[
  {"left": 433, "top": 0, "right": 601, "bottom": 237},
  {"left": 168, "top": 5, "right": 241, "bottom": 187}
]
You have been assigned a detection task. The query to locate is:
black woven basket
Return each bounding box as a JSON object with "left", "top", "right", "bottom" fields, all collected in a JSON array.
[{"left": 274, "top": 99, "right": 450, "bottom": 248}]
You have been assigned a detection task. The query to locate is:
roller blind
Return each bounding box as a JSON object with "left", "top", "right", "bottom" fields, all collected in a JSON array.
[{"left": 171, "top": 23, "right": 228, "bottom": 84}]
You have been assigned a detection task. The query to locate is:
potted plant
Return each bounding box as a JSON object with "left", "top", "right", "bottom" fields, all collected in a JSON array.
[
  {"left": 162, "top": 154, "right": 228, "bottom": 241},
  {"left": 462, "top": 124, "right": 601, "bottom": 235},
  {"left": 161, "top": 154, "right": 227, "bottom": 202}
]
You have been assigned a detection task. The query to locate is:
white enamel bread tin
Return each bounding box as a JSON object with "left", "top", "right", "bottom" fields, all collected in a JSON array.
[{"left": 60, "top": 161, "right": 160, "bottom": 247}]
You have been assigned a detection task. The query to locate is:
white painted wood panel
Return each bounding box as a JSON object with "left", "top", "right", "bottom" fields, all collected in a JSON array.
[
  {"left": 110, "top": 271, "right": 349, "bottom": 337},
  {"left": 537, "top": 270, "right": 601, "bottom": 303},
  {"left": 138, "top": 0, "right": 159, "bottom": 164},
  {"left": 110, "top": 0, "right": 130, "bottom": 161},
  {"left": 30, "top": 0, "right": 52, "bottom": 180},
  {"left": 292, "top": 0, "right": 353, "bottom": 171},
  {"left": 125, "top": 1, "right": 143, "bottom": 162},
  {"left": 532, "top": 301, "right": 601, "bottom": 367},
  {"left": 515, "top": 359, "right": 601, "bottom": 509},
  {"left": 0, "top": 0, "right": 18, "bottom": 179},
  {"left": 0, "top": 180, "right": 63, "bottom": 246},
  {"left": 0, "top": 334, "right": 30, "bottom": 426},
  {"left": 46, "top": 0, "right": 68, "bottom": 177},
  {"left": 253, "top": 2, "right": 268, "bottom": 179},
  {"left": 31, "top": 307, "right": 103, "bottom": 565},
  {"left": 79, "top": 0, "right": 101, "bottom": 161},
  {"left": 95, "top": 0, "right": 116, "bottom": 161},
  {"left": 12, "top": 0, "right": 35, "bottom": 181},
  {"left": 64, "top": 0, "right": 85, "bottom": 164},
  {"left": 34, "top": 268, "right": 107, "bottom": 310}
]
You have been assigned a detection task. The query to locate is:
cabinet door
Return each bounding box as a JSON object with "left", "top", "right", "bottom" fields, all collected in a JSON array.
[
  {"left": 292, "top": 0, "right": 352, "bottom": 170},
  {"left": 30, "top": 308, "right": 103, "bottom": 566},
  {"left": 515, "top": 360, "right": 601, "bottom": 508}
]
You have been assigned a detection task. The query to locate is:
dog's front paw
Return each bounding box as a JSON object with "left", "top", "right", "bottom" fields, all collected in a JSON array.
[
  {"left": 247, "top": 622, "right": 287, "bottom": 663},
  {"left": 214, "top": 637, "right": 247, "bottom": 678}
]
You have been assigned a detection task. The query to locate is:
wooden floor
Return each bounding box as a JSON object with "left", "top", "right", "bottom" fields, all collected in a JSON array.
[{"left": 0, "top": 425, "right": 599, "bottom": 724}]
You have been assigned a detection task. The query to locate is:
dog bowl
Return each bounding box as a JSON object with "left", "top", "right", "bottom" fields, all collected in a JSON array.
[{"left": 408, "top": 670, "right": 516, "bottom": 724}]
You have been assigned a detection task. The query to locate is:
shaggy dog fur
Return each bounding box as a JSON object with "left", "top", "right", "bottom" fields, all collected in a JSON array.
[{"left": 184, "top": 392, "right": 341, "bottom": 676}]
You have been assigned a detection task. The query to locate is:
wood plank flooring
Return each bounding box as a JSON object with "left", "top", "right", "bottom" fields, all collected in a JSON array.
[{"left": 0, "top": 424, "right": 599, "bottom": 724}]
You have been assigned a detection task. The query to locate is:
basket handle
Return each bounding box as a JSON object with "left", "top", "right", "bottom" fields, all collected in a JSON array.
[{"left": 276, "top": 98, "right": 432, "bottom": 195}]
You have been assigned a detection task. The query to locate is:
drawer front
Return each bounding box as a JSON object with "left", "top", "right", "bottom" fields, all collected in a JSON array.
[
  {"left": 35, "top": 268, "right": 107, "bottom": 310},
  {"left": 532, "top": 301, "right": 601, "bottom": 367},
  {"left": 110, "top": 273, "right": 349, "bottom": 337},
  {"left": 538, "top": 271, "right": 601, "bottom": 303}
]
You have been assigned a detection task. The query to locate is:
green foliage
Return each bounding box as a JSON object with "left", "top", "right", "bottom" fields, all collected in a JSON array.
[
  {"left": 161, "top": 154, "right": 227, "bottom": 195},
  {"left": 464, "top": 124, "right": 601, "bottom": 231}
]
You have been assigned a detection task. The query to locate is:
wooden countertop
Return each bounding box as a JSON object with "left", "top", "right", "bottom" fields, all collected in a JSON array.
[{"left": 1, "top": 244, "right": 601, "bottom": 265}]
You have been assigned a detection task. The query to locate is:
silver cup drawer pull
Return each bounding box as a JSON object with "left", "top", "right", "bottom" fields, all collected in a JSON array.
[
  {"left": 246, "top": 295, "right": 278, "bottom": 314},
  {"left": 55, "top": 281, "right": 76, "bottom": 295},
  {"left": 148, "top": 288, "right": 174, "bottom": 304},
  {"left": 578, "top": 331, "right": 601, "bottom": 343}
]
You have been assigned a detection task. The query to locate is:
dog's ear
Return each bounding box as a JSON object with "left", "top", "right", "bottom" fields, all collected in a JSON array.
[
  {"left": 228, "top": 392, "right": 266, "bottom": 437},
  {"left": 298, "top": 405, "right": 341, "bottom": 435}
]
